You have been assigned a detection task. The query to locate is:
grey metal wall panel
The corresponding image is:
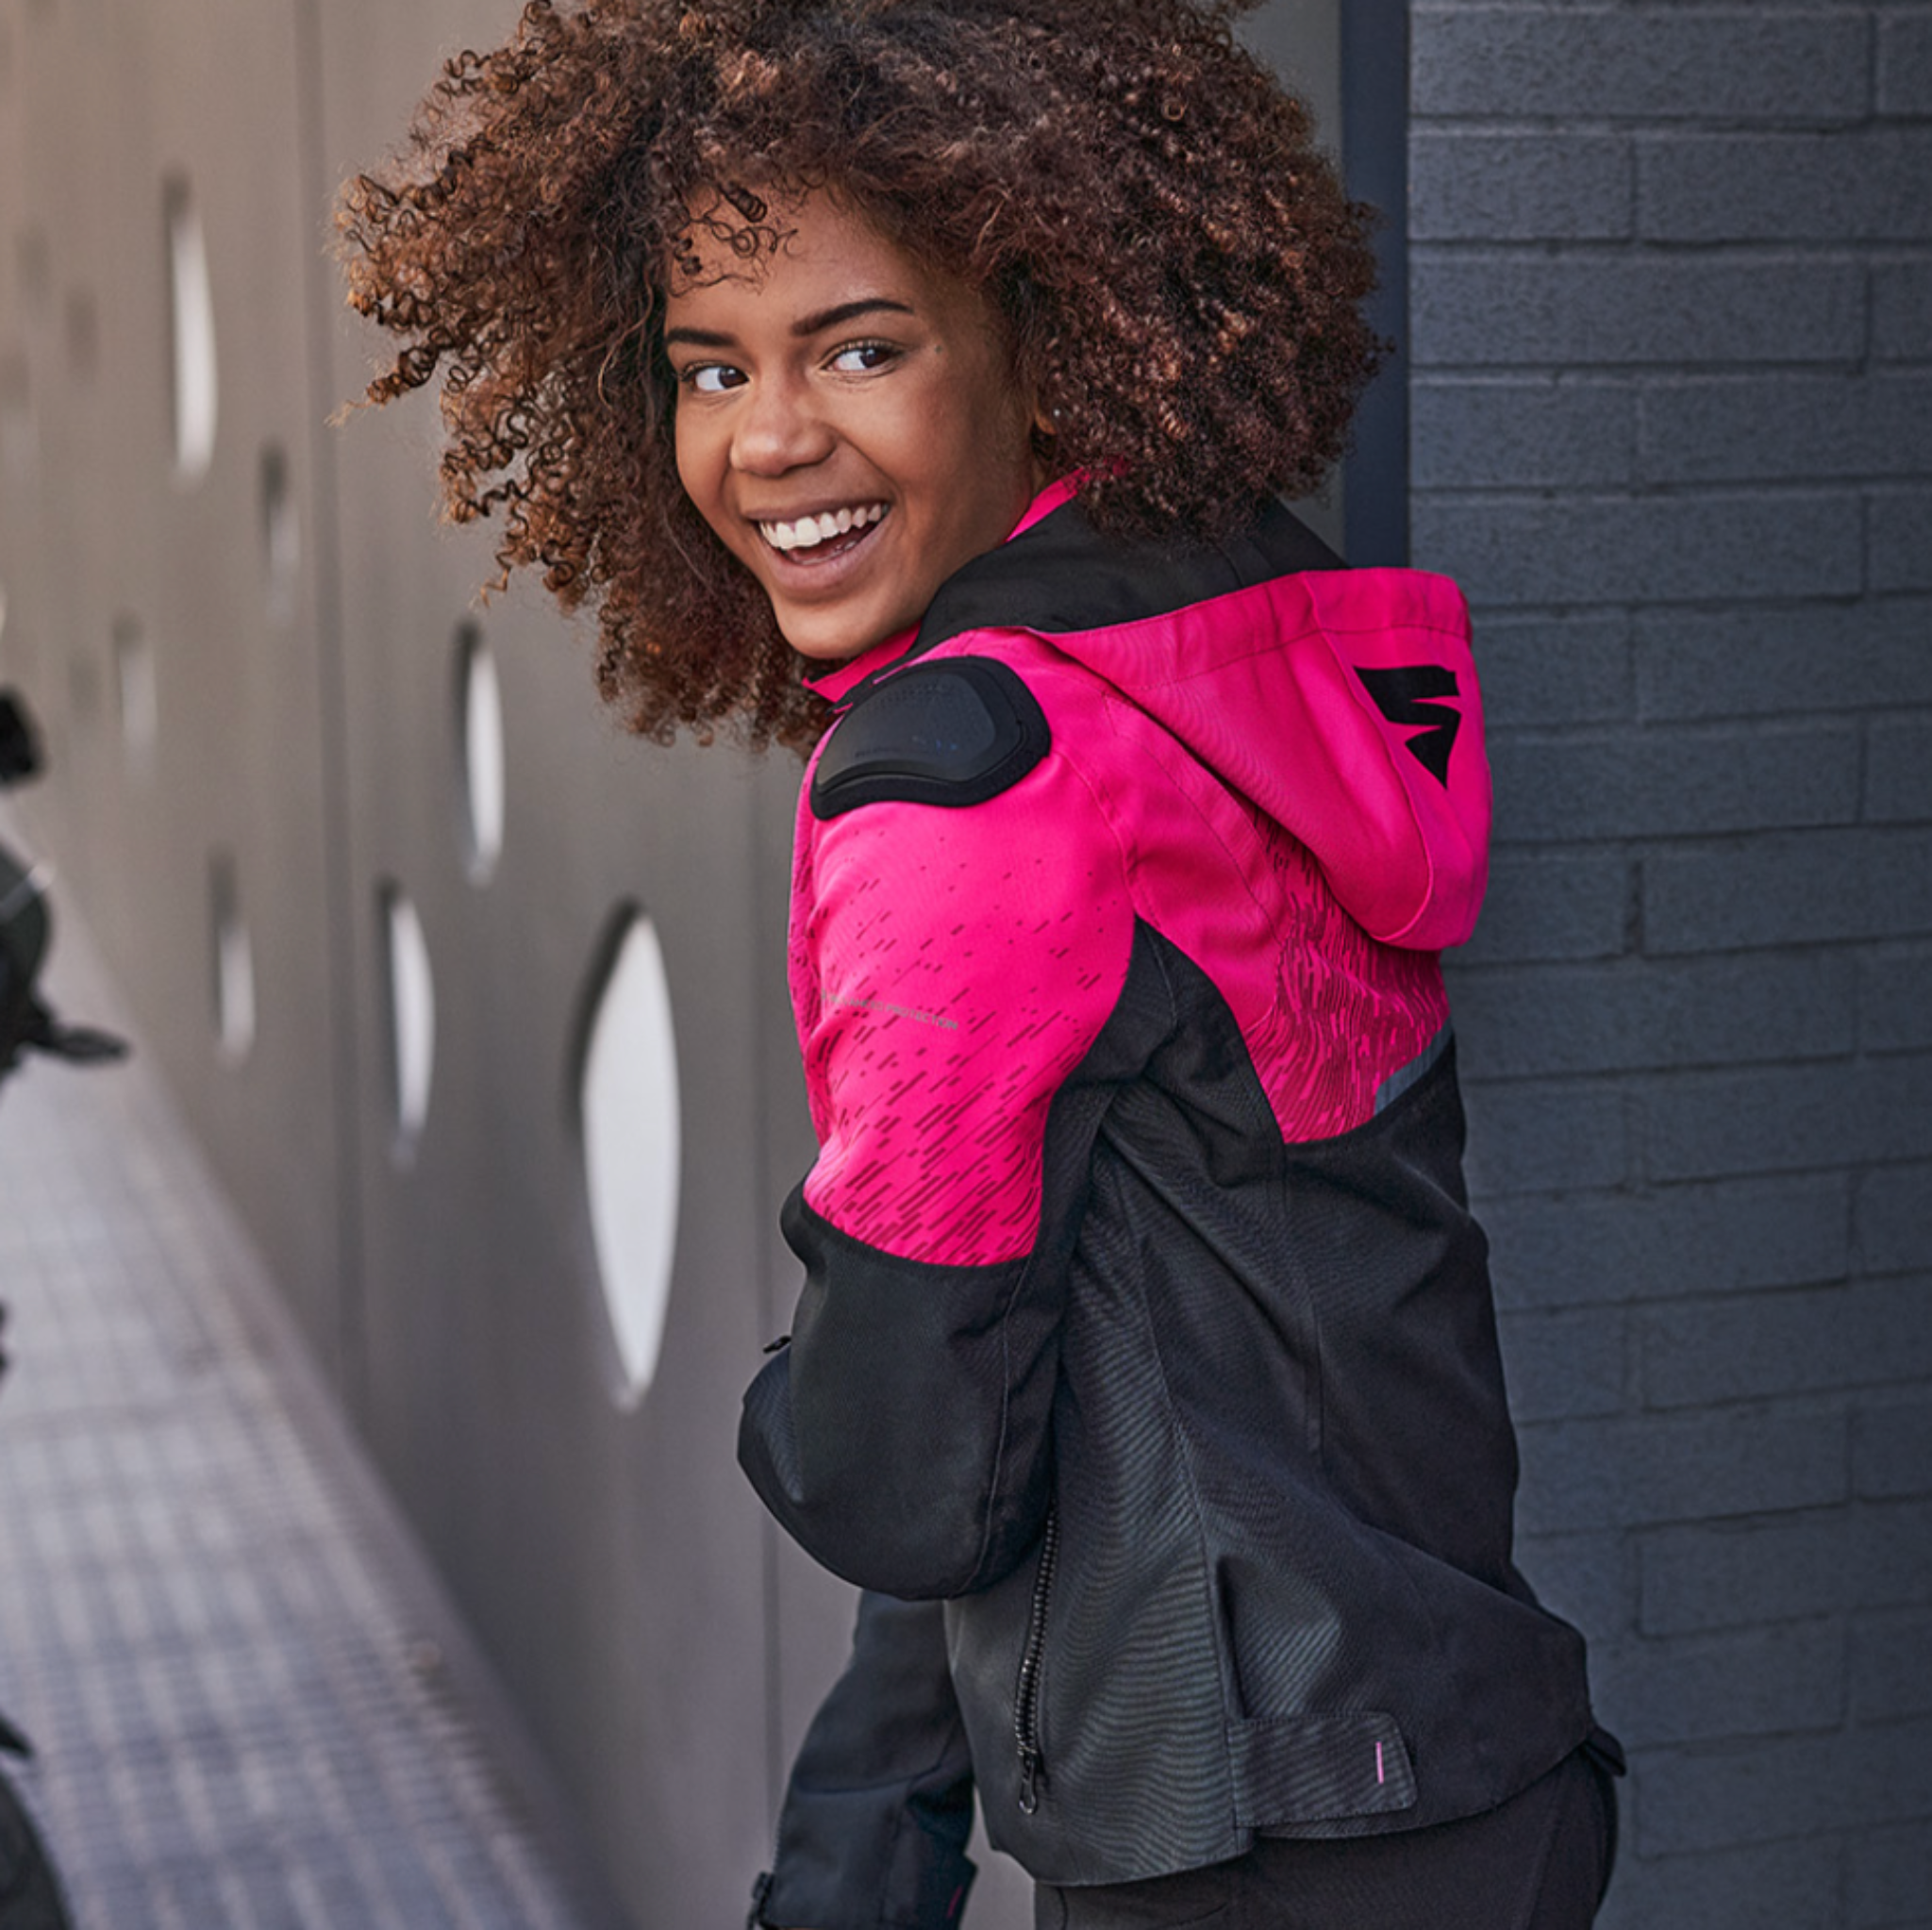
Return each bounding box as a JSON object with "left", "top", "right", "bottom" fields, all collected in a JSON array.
[
  {"left": 0, "top": 0, "right": 347, "bottom": 1370},
  {"left": 0, "top": 4, "right": 1351, "bottom": 1924},
  {"left": 312, "top": 16, "right": 781, "bottom": 1914}
]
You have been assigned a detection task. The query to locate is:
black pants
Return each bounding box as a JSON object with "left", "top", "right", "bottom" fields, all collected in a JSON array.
[{"left": 1034, "top": 1746, "right": 1617, "bottom": 1930}]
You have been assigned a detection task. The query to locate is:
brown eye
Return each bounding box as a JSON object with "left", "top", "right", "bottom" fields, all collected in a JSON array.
[{"left": 829, "top": 341, "right": 899, "bottom": 374}]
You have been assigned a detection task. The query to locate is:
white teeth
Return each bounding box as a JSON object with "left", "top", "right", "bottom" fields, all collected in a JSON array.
[{"left": 759, "top": 504, "right": 885, "bottom": 552}]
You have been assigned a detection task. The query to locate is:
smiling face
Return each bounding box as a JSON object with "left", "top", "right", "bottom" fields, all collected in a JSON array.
[{"left": 663, "top": 192, "right": 1046, "bottom": 662}]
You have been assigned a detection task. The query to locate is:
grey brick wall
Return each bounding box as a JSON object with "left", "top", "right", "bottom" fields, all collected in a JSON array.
[{"left": 1409, "top": 6, "right": 1932, "bottom": 1925}]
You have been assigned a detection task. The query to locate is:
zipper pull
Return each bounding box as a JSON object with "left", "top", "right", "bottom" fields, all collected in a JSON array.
[{"left": 1018, "top": 1745, "right": 1042, "bottom": 1815}]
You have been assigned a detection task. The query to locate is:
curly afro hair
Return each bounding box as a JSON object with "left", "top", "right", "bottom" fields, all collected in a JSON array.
[{"left": 337, "top": 0, "right": 1381, "bottom": 750}]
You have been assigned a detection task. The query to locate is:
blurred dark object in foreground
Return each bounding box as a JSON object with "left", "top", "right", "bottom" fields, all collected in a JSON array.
[
  {"left": 0, "top": 1721, "right": 71, "bottom": 1930},
  {"left": 0, "top": 695, "right": 40, "bottom": 787},
  {"left": 0, "top": 690, "right": 127, "bottom": 1083},
  {"left": 0, "top": 689, "right": 83, "bottom": 1925},
  {"left": 0, "top": 688, "right": 83, "bottom": 1923}
]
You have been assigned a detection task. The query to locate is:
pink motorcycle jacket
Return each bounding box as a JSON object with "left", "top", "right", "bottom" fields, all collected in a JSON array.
[{"left": 740, "top": 492, "right": 1598, "bottom": 1896}]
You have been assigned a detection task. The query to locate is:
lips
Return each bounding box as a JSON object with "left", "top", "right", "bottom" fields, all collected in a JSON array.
[{"left": 757, "top": 503, "right": 889, "bottom": 555}]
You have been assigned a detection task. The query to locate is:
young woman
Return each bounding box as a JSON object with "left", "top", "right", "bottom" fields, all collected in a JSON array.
[{"left": 340, "top": 5, "right": 1621, "bottom": 1926}]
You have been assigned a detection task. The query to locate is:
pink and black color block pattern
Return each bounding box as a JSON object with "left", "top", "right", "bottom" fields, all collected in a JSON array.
[{"left": 741, "top": 496, "right": 1601, "bottom": 1898}]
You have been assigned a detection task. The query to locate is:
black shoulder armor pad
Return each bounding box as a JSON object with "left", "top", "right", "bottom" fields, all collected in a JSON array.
[{"left": 811, "top": 658, "right": 1050, "bottom": 821}]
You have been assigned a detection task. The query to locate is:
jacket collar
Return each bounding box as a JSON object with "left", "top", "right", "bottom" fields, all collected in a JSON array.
[{"left": 800, "top": 476, "right": 1085, "bottom": 710}]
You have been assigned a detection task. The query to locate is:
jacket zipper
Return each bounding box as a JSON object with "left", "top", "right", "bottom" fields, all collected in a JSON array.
[{"left": 1013, "top": 1503, "right": 1059, "bottom": 1815}]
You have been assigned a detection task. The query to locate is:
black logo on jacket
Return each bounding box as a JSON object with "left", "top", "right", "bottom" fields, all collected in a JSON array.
[{"left": 1355, "top": 666, "right": 1461, "bottom": 786}]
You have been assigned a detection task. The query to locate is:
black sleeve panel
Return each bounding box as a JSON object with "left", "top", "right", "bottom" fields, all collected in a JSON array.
[
  {"left": 739, "top": 1187, "right": 1059, "bottom": 1599},
  {"left": 756, "top": 1593, "right": 977, "bottom": 1930}
]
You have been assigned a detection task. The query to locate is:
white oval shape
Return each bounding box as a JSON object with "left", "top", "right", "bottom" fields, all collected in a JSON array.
[
  {"left": 580, "top": 909, "right": 682, "bottom": 1406},
  {"left": 211, "top": 857, "right": 255, "bottom": 1065},
  {"left": 165, "top": 180, "right": 218, "bottom": 482},
  {"left": 457, "top": 625, "right": 506, "bottom": 883},
  {"left": 381, "top": 886, "right": 436, "bottom": 1157}
]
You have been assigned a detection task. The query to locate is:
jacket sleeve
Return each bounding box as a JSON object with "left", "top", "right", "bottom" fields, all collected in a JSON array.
[
  {"left": 753, "top": 1592, "right": 976, "bottom": 1930},
  {"left": 739, "top": 724, "right": 1136, "bottom": 1598}
]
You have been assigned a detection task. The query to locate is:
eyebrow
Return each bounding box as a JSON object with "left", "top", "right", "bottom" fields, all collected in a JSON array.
[
  {"left": 794, "top": 297, "right": 916, "bottom": 337},
  {"left": 662, "top": 296, "right": 917, "bottom": 351}
]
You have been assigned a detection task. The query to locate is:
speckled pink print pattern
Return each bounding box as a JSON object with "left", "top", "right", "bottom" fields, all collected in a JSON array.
[
  {"left": 791, "top": 732, "right": 1136, "bottom": 1266},
  {"left": 791, "top": 570, "right": 1485, "bottom": 1269}
]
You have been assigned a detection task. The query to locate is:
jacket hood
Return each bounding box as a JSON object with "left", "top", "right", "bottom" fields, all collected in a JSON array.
[
  {"left": 824, "top": 498, "right": 1491, "bottom": 951},
  {"left": 1046, "top": 557, "right": 1490, "bottom": 951}
]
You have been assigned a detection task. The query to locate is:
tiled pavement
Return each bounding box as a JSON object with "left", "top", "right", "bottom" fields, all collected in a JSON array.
[{"left": 0, "top": 886, "right": 625, "bottom": 1928}]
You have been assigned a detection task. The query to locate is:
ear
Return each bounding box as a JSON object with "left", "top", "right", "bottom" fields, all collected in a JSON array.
[{"left": 1028, "top": 394, "right": 1060, "bottom": 475}]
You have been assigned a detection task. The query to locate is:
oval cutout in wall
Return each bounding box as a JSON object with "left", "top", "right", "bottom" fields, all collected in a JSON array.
[
  {"left": 455, "top": 624, "right": 505, "bottom": 884},
  {"left": 209, "top": 853, "right": 256, "bottom": 1065},
  {"left": 379, "top": 884, "right": 436, "bottom": 1160},
  {"left": 163, "top": 176, "right": 218, "bottom": 482},
  {"left": 577, "top": 907, "right": 682, "bottom": 1407}
]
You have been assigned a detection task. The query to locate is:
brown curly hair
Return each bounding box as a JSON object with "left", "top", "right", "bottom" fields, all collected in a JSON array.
[{"left": 337, "top": 0, "right": 1381, "bottom": 749}]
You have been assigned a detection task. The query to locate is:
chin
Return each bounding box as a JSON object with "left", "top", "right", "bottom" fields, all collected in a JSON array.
[
  {"left": 781, "top": 611, "right": 891, "bottom": 663},
  {"left": 784, "top": 629, "right": 862, "bottom": 664}
]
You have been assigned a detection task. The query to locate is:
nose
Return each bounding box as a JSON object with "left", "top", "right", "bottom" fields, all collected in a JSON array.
[{"left": 730, "top": 371, "right": 833, "bottom": 476}]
